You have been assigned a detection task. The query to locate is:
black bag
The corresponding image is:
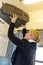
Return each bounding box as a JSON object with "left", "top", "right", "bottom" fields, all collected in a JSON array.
[
  {"left": 1, "top": 3, "right": 29, "bottom": 28},
  {"left": 1, "top": 3, "right": 29, "bottom": 22}
]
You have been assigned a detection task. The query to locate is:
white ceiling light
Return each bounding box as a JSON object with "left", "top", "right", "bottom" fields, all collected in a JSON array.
[{"left": 20, "top": 0, "right": 43, "bottom": 4}]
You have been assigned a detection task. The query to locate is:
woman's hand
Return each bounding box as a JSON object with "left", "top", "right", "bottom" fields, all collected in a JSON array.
[{"left": 10, "top": 14, "right": 18, "bottom": 23}]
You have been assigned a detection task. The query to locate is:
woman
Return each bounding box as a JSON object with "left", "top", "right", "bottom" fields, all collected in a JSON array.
[{"left": 8, "top": 14, "right": 40, "bottom": 65}]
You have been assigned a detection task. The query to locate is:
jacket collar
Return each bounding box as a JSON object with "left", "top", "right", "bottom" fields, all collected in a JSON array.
[{"left": 28, "top": 40, "right": 36, "bottom": 43}]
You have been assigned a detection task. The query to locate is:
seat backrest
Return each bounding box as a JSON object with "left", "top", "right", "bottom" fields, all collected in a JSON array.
[{"left": 0, "top": 57, "right": 12, "bottom": 65}]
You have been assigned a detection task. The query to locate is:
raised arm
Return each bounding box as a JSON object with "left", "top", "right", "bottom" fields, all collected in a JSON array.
[{"left": 8, "top": 14, "right": 22, "bottom": 47}]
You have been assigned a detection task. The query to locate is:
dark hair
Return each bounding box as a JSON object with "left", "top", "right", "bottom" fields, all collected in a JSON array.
[{"left": 22, "top": 28, "right": 28, "bottom": 38}]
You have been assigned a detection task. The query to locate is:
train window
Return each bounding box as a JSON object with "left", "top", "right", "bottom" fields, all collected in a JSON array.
[
  {"left": 35, "top": 46, "right": 43, "bottom": 65},
  {"left": 35, "top": 62, "right": 43, "bottom": 65}
]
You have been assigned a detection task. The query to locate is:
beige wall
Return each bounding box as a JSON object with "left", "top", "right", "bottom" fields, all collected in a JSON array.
[{"left": 26, "top": 10, "right": 43, "bottom": 29}]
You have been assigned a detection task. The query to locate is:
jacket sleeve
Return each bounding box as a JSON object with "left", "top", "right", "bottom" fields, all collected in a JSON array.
[{"left": 8, "top": 23, "right": 23, "bottom": 47}]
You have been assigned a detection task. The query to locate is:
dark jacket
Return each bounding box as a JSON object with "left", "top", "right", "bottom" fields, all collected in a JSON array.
[{"left": 8, "top": 23, "right": 36, "bottom": 65}]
